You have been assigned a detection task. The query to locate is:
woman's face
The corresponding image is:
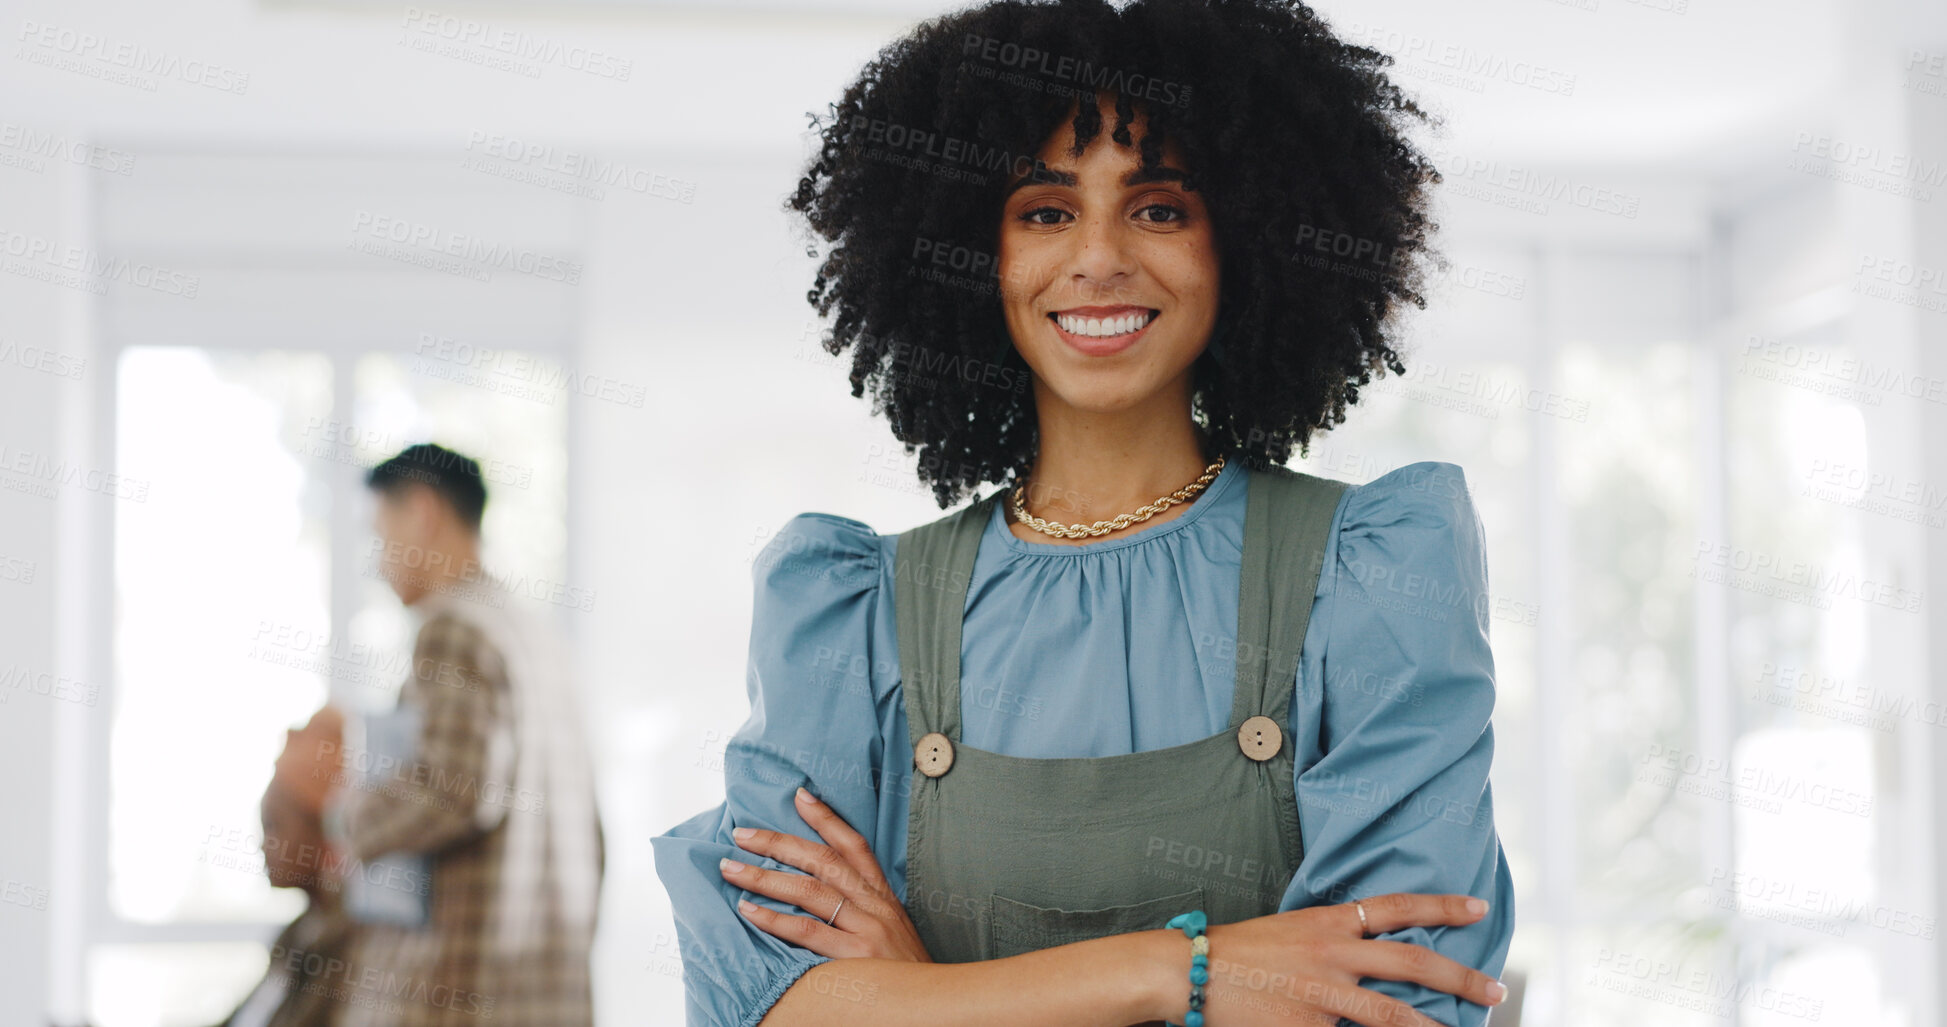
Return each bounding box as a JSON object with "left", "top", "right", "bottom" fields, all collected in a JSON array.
[{"left": 998, "top": 93, "right": 1220, "bottom": 417}]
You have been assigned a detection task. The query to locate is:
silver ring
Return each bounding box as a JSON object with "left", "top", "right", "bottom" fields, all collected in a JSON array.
[
  {"left": 824, "top": 897, "right": 845, "bottom": 926},
  {"left": 1354, "top": 899, "right": 1370, "bottom": 937}
]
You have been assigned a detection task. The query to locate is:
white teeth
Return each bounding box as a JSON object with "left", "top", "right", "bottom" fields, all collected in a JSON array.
[{"left": 1056, "top": 310, "right": 1154, "bottom": 337}]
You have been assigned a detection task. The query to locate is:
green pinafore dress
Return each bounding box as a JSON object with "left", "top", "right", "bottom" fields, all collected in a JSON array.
[{"left": 893, "top": 463, "right": 1350, "bottom": 972}]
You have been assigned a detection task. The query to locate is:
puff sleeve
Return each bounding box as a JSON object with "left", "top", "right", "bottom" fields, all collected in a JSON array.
[
  {"left": 650, "top": 512, "right": 889, "bottom": 1027},
  {"left": 1281, "top": 461, "right": 1517, "bottom": 1027}
]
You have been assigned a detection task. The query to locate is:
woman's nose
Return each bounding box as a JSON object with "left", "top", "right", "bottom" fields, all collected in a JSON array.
[{"left": 1066, "top": 214, "right": 1138, "bottom": 291}]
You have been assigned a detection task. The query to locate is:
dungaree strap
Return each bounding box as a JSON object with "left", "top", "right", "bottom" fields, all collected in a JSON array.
[
  {"left": 1230, "top": 466, "right": 1351, "bottom": 728},
  {"left": 894, "top": 488, "right": 1004, "bottom": 742}
]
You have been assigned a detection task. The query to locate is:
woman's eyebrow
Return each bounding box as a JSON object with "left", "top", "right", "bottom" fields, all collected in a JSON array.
[
  {"left": 1005, "top": 167, "right": 1076, "bottom": 197},
  {"left": 1124, "top": 165, "right": 1188, "bottom": 187},
  {"left": 1003, "top": 163, "right": 1190, "bottom": 197}
]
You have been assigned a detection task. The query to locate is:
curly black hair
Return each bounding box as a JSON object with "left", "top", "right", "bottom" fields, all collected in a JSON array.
[{"left": 786, "top": 0, "right": 1445, "bottom": 510}]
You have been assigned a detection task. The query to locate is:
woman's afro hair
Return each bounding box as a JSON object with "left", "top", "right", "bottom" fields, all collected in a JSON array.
[{"left": 787, "top": 0, "right": 1446, "bottom": 509}]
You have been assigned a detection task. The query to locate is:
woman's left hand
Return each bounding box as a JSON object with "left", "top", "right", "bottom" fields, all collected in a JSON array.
[{"left": 720, "top": 785, "right": 933, "bottom": 963}]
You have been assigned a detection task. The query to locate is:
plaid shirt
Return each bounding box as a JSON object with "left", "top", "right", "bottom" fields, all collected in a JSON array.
[
  {"left": 326, "top": 584, "right": 605, "bottom": 1026},
  {"left": 216, "top": 896, "right": 357, "bottom": 1027}
]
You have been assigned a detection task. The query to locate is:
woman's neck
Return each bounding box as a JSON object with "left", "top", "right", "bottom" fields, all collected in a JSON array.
[{"left": 1006, "top": 393, "right": 1217, "bottom": 546}]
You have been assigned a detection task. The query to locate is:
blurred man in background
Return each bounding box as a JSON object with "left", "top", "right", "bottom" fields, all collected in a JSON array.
[{"left": 315, "top": 443, "right": 605, "bottom": 1026}]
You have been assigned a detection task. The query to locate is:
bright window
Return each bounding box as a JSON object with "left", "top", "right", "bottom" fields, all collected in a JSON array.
[{"left": 96, "top": 344, "right": 570, "bottom": 1026}]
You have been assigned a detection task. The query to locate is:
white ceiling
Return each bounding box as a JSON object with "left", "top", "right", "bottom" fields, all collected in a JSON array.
[{"left": 4, "top": 0, "right": 1941, "bottom": 181}]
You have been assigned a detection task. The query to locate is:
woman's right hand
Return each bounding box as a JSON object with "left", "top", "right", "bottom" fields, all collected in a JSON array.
[{"left": 1183, "top": 893, "right": 1506, "bottom": 1027}]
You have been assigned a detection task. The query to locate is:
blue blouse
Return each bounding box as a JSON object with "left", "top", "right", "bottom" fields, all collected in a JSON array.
[{"left": 652, "top": 459, "right": 1516, "bottom": 1027}]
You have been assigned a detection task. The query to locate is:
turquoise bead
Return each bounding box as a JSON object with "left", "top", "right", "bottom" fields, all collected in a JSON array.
[{"left": 1167, "top": 908, "right": 1211, "bottom": 1027}]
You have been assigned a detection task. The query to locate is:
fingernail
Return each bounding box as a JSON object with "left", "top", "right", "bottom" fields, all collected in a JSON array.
[
  {"left": 732, "top": 827, "right": 755, "bottom": 842},
  {"left": 737, "top": 899, "right": 756, "bottom": 914},
  {"left": 720, "top": 858, "right": 745, "bottom": 874},
  {"left": 1466, "top": 898, "right": 1488, "bottom": 915},
  {"left": 796, "top": 786, "right": 819, "bottom": 804},
  {"left": 1487, "top": 980, "right": 1507, "bottom": 1003}
]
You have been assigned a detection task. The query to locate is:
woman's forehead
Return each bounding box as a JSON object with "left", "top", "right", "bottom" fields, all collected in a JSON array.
[{"left": 1011, "top": 130, "right": 1190, "bottom": 189}]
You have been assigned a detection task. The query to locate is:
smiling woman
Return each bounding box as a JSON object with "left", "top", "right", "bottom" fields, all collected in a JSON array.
[
  {"left": 650, "top": 2, "right": 1514, "bottom": 1026},
  {"left": 778, "top": 0, "right": 1445, "bottom": 514},
  {"left": 997, "top": 107, "right": 1221, "bottom": 427}
]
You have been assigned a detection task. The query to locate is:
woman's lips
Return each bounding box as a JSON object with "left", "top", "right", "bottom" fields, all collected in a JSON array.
[{"left": 1048, "top": 309, "right": 1160, "bottom": 357}]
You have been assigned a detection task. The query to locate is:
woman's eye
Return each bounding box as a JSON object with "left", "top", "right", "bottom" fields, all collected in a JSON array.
[{"left": 1014, "top": 203, "right": 1184, "bottom": 226}]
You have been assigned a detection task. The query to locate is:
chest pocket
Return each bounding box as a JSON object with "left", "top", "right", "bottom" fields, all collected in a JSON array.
[{"left": 989, "top": 885, "right": 1207, "bottom": 960}]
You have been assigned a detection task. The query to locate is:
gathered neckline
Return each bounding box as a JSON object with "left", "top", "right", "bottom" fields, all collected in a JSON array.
[{"left": 985, "top": 458, "right": 1245, "bottom": 557}]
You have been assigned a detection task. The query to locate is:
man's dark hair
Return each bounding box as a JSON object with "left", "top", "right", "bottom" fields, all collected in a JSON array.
[
  {"left": 365, "top": 443, "right": 488, "bottom": 532},
  {"left": 787, "top": 0, "right": 1445, "bottom": 509}
]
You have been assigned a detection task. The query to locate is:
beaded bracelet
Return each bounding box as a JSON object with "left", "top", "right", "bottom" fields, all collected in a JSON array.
[{"left": 1164, "top": 909, "right": 1210, "bottom": 1027}]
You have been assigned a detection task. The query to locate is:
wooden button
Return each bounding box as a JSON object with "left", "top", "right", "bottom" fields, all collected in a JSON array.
[
  {"left": 914, "top": 731, "right": 955, "bottom": 777},
  {"left": 1237, "top": 715, "right": 1282, "bottom": 761}
]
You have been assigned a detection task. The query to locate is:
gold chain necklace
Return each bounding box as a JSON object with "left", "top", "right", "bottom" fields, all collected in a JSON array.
[{"left": 1009, "top": 453, "right": 1227, "bottom": 540}]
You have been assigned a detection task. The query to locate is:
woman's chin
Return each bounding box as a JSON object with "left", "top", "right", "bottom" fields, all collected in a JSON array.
[{"left": 1036, "top": 378, "right": 1161, "bottom": 415}]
